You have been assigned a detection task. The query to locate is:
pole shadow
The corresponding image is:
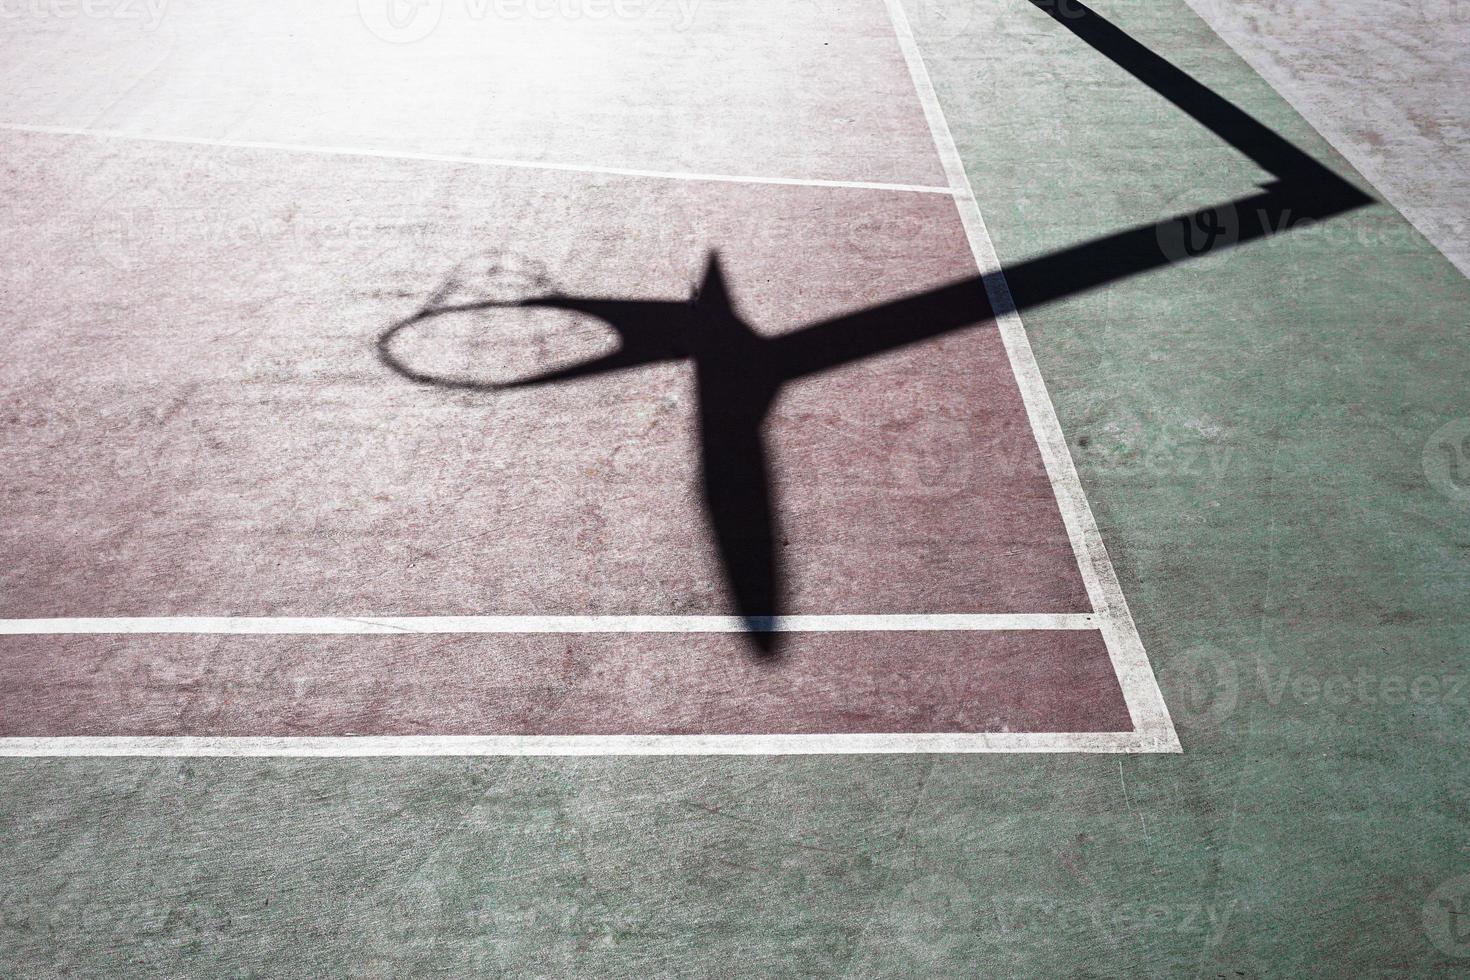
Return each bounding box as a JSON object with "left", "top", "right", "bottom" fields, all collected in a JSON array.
[{"left": 376, "top": 0, "right": 1371, "bottom": 656}]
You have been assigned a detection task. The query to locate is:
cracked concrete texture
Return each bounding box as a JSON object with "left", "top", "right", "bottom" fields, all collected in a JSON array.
[{"left": 1184, "top": 0, "right": 1470, "bottom": 276}]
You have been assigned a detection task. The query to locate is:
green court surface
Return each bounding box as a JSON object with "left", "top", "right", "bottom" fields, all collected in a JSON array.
[{"left": 3, "top": 0, "right": 1469, "bottom": 974}]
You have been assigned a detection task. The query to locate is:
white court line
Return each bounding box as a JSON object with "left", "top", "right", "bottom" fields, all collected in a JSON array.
[
  {"left": 0, "top": 613, "right": 1095, "bottom": 635},
  {"left": 0, "top": 122, "right": 954, "bottom": 196},
  {"left": 881, "top": 0, "right": 1180, "bottom": 753},
  {"left": 0, "top": 732, "right": 1179, "bottom": 757}
]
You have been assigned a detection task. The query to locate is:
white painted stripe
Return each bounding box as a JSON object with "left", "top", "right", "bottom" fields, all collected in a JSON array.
[
  {"left": 0, "top": 122, "right": 954, "bottom": 196},
  {"left": 0, "top": 731, "right": 1181, "bottom": 757},
  {"left": 0, "top": 613, "right": 1096, "bottom": 635},
  {"left": 882, "top": 0, "right": 1180, "bottom": 753}
]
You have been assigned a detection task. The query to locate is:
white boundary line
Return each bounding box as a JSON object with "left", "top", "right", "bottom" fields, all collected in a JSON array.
[
  {"left": 882, "top": 0, "right": 1179, "bottom": 754},
  {"left": 0, "top": 122, "right": 954, "bottom": 196},
  {"left": 0, "top": 732, "right": 1172, "bottom": 757},
  {"left": 0, "top": 613, "right": 1095, "bottom": 635}
]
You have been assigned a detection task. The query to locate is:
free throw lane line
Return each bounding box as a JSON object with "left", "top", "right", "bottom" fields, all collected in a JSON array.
[
  {"left": 0, "top": 732, "right": 1178, "bottom": 757},
  {"left": 0, "top": 614, "right": 1097, "bottom": 635},
  {"left": 880, "top": 0, "right": 1179, "bottom": 752}
]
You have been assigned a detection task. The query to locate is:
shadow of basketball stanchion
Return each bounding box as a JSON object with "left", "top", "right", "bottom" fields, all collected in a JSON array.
[{"left": 376, "top": 0, "right": 1372, "bottom": 656}]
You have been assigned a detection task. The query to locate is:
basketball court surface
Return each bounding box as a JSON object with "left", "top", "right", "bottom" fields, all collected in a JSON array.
[
  {"left": 0, "top": 0, "right": 1187, "bottom": 754},
  {"left": 2, "top": 0, "right": 1467, "bottom": 972}
]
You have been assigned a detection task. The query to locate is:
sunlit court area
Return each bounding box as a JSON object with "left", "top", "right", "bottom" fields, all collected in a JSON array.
[{"left": 1, "top": 0, "right": 1467, "bottom": 973}]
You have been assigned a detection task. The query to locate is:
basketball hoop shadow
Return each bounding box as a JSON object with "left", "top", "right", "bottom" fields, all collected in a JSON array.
[{"left": 377, "top": 0, "right": 1371, "bottom": 655}]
